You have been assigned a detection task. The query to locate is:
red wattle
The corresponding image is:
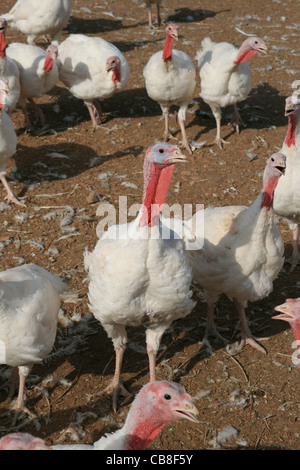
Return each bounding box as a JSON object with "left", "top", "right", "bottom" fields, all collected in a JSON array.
[
  {"left": 43, "top": 57, "right": 54, "bottom": 72},
  {"left": 0, "top": 33, "right": 6, "bottom": 58},
  {"left": 285, "top": 115, "right": 297, "bottom": 147},
  {"left": 234, "top": 49, "right": 257, "bottom": 64},
  {"left": 261, "top": 176, "right": 280, "bottom": 210},
  {"left": 112, "top": 68, "right": 121, "bottom": 84},
  {"left": 162, "top": 36, "right": 174, "bottom": 62}
]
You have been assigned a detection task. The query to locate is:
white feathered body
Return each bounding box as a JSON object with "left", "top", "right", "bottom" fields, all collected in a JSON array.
[
  {"left": 51, "top": 427, "right": 127, "bottom": 450},
  {"left": 57, "top": 34, "right": 130, "bottom": 103},
  {"left": 196, "top": 38, "right": 251, "bottom": 111},
  {"left": 84, "top": 214, "right": 195, "bottom": 351},
  {"left": 0, "top": 109, "right": 17, "bottom": 174},
  {"left": 273, "top": 125, "right": 300, "bottom": 231},
  {"left": 0, "top": 55, "right": 20, "bottom": 111},
  {"left": 164, "top": 194, "right": 284, "bottom": 304},
  {"left": 2, "top": 0, "right": 71, "bottom": 43},
  {"left": 143, "top": 49, "right": 196, "bottom": 118},
  {"left": 0, "top": 263, "right": 67, "bottom": 370},
  {"left": 6, "top": 43, "right": 59, "bottom": 101}
]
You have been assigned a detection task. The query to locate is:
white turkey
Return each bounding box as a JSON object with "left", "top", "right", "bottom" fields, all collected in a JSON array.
[
  {"left": 6, "top": 42, "right": 58, "bottom": 129},
  {"left": 57, "top": 34, "right": 130, "bottom": 130},
  {"left": 163, "top": 153, "right": 286, "bottom": 353},
  {"left": 143, "top": 23, "right": 196, "bottom": 153},
  {"left": 0, "top": 263, "right": 68, "bottom": 422},
  {"left": 0, "top": 78, "right": 23, "bottom": 206},
  {"left": 1, "top": 0, "right": 71, "bottom": 45},
  {"left": 84, "top": 143, "right": 195, "bottom": 412},
  {"left": 0, "top": 381, "right": 198, "bottom": 450},
  {"left": 0, "top": 18, "right": 20, "bottom": 112},
  {"left": 196, "top": 36, "right": 267, "bottom": 148},
  {"left": 144, "top": 0, "right": 162, "bottom": 28},
  {"left": 273, "top": 95, "right": 300, "bottom": 271}
]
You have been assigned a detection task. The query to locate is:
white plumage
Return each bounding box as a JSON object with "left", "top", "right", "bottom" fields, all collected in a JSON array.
[
  {"left": 196, "top": 36, "right": 267, "bottom": 147},
  {"left": 273, "top": 96, "right": 300, "bottom": 271},
  {"left": 57, "top": 34, "right": 130, "bottom": 129},
  {"left": 0, "top": 79, "right": 22, "bottom": 206},
  {"left": 0, "top": 18, "right": 20, "bottom": 112},
  {"left": 1, "top": 0, "right": 71, "bottom": 45},
  {"left": 163, "top": 153, "right": 286, "bottom": 353},
  {"left": 143, "top": 23, "right": 196, "bottom": 153},
  {"left": 0, "top": 381, "right": 198, "bottom": 450},
  {"left": 84, "top": 143, "right": 195, "bottom": 411},
  {"left": 6, "top": 42, "right": 58, "bottom": 129},
  {"left": 0, "top": 263, "right": 68, "bottom": 419}
]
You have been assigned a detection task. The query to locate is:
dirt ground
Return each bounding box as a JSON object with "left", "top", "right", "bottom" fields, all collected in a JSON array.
[{"left": 0, "top": 0, "right": 299, "bottom": 452}]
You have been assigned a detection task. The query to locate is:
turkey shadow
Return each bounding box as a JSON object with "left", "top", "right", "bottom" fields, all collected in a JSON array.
[
  {"left": 192, "top": 82, "right": 287, "bottom": 142},
  {"left": 44, "top": 84, "right": 162, "bottom": 128},
  {"left": 9, "top": 141, "right": 143, "bottom": 200},
  {"left": 165, "top": 8, "right": 228, "bottom": 23},
  {"left": 65, "top": 15, "right": 124, "bottom": 35},
  {"left": 111, "top": 36, "right": 166, "bottom": 53}
]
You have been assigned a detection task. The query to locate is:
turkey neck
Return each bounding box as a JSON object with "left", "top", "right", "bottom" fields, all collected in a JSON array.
[
  {"left": 261, "top": 171, "right": 281, "bottom": 211},
  {"left": 163, "top": 34, "right": 175, "bottom": 62},
  {"left": 292, "top": 325, "right": 300, "bottom": 342},
  {"left": 284, "top": 111, "right": 300, "bottom": 148},
  {"left": 234, "top": 41, "right": 258, "bottom": 64},
  {"left": 0, "top": 31, "right": 6, "bottom": 60},
  {"left": 139, "top": 160, "right": 175, "bottom": 227},
  {"left": 123, "top": 412, "right": 166, "bottom": 450}
]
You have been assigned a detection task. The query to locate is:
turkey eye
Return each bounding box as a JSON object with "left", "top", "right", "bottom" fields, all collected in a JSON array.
[
  {"left": 271, "top": 157, "right": 274, "bottom": 161},
  {"left": 164, "top": 394, "right": 171, "bottom": 400},
  {"left": 159, "top": 148, "right": 164, "bottom": 154}
]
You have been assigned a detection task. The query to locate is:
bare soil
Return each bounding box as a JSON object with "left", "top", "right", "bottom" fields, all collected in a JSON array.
[{"left": 0, "top": 0, "right": 299, "bottom": 451}]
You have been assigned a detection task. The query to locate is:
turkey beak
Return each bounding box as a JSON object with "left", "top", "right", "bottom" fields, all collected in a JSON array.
[
  {"left": 272, "top": 303, "right": 294, "bottom": 322},
  {"left": 258, "top": 44, "right": 267, "bottom": 54},
  {"left": 167, "top": 150, "right": 187, "bottom": 164},
  {"left": 171, "top": 30, "right": 178, "bottom": 41},
  {"left": 275, "top": 165, "right": 285, "bottom": 175},
  {"left": 173, "top": 399, "right": 199, "bottom": 423},
  {"left": 285, "top": 103, "right": 297, "bottom": 116}
]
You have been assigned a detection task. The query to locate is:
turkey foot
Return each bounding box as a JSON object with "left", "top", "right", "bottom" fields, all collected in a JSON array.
[
  {"left": 236, "top": 335, "right": 267, "bottom": 354},
  {"left": 10, "top": 400, "right": 37, "bottom": 426},
  {"left": 1, "top": 174, "right": 26, "bottom": 207},
  {"left": 231, "top": 104, "right": 246, "bottom": 134},
  {"left": 214, "top": 136, "right": 230, "bottom": 149},
  {"left": 103, "top": 378, "right": 132, "bottom": 413},
  {"left": 202, "top": 325, "right": 229, "bottom": 353}
]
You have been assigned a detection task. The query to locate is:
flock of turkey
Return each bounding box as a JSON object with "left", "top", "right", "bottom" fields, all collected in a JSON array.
[{"left": 0, "top": 0, "right": 299, "bottom": 451}]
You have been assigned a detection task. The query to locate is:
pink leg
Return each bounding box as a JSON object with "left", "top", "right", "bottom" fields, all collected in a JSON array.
[
  {"left": 214, "top": 115, "right": 230, "bottom": 149},
  {"left": 287, "top": 225, "right": 299, "bottom": 272},
  {"left": 10, "top": 368, "right": 36, "bottom": 424},
  {"left": 0, "top": 173, "right": 25, "bottom": 206},
  {"left": 162, "top": 109, "right": 177, "bottom": 142},
  {"left": 86, "top": 103, "right": 100, "bottom": 131},
  {"left": 203, "top": 302, "right": 229, "bottom": 352},
  {"left": 234, "top": 299, "right": 266, "bottom": 354},
  {"left": 104, "top": 346, "right": 131, "bottom": 412},
  {"left": 146, "top": 344, "right": 157, "bottom": 382},
  {"left": 232, "top": 104, "right": 245, "bottom": 134},
  {"left": 178, "top": 117, "right": 192, "bottom": 154}
]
